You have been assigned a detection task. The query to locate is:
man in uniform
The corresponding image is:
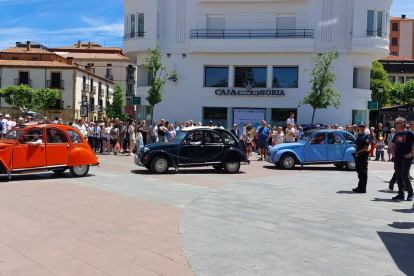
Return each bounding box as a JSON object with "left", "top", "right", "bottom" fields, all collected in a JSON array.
[{"left": 353, "top": 122, "right": 370, "bottom": 193}]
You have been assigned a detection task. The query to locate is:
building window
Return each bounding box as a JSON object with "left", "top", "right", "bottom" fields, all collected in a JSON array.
[
  {"left": 107, "top": 64, "right": 112, "bottom": 67},
  {"left": 276, "top": 14, "right": 297, "bottom": 37},
  {"left": 205, "top": 67, "right": 229, "bottom": 87},
  {"left": 367, "top": 10, "right": 375, "bottom": 36},
  {"left": 33, "top": 57, "right": 39, "bottom": 61},
  {"left": 377, "top": 11, "right": 383, "bottom": 37},
  {"left": 234, "top": 67, "right": 267, "bottom": 88},
  {"left": 388, "top": 76, "right": 395, "bottom": 84},
  {"left": 206, "top": 15, "right": 225, "bottom": 38},
  {"left": 204, "top": 107, "right": 227, "bottom": 119},
  {"left": 12, "top": 57, "right": 18, "bottom": 60},
  {"left": 130, "top": 14, "right": 136, "bottom": 38},
  {"left": 392, "top": 38, "right": 398, "bottom": 46},
  {"left": 392, "top": 23, "right": 398, "bottom": 31},
  {"left": 138, "top": 13, "right": 145, "bottom": 37},
  {"left": 407, "top": 77, "right": 414, "bottom": 82},
  {"left": 126, "top": 98, "right": 133, "bottom": 106},
  {"left": 391, "top": 52, "right": 397, "bottom": 56},
  {"left": 353, "top": 68, "right": 358, "bottom": 88},
  {"left": 398, "top": 76, "right": 405, "bottom": 83},
  {"left": 273, "top": 67, "right": 298, "bottom": 88}
]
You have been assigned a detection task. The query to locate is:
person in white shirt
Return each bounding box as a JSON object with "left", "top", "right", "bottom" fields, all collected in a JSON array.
[
  {"left": 26, "top": 130, "right": 43, "bottom": 146},
  {"left": 286, "top": 112, "right": 295, "bottom": 126},
  {"left": 5, "top": 115, "right": 16, "bottom": 131},
  {"left": 285, "top": 123, "right": 296, "bottom": 143},
  {"left": 53, "top": 117, "right": 59, "bottom": 124},
  {"left": 75, "top": 119, "right": 88, "bottom": 139}
]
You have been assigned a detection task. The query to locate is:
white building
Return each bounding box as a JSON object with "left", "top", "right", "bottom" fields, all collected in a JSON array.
[
  {"left": 50, "top": 42, "right": 137, "bottom": 110},
  {"left": 0, "top": 42, "right": 114, "bottom": 121},
  {"left": 123, "top": 0, "right": 392, "bottom": 128}
]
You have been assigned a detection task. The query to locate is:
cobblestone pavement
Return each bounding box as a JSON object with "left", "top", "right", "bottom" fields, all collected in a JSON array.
[{"left": 0, "top": 154, "right": 412, "bottom": 276}]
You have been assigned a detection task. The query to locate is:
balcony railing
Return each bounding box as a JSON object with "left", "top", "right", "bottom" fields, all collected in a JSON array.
[
  {"left": 99, "top": 89, "right": 105, "bottom": 97},
  {"left": 123, "top": 32, "right": 146, "bottom": 41},
  {"left": 91, "top": 86, "right": 97, "bottom": 94},
  {"left": 14, "top": 79, "right": 32, "bottom": 86},
  {"left": 89, "top": 104, "right": 95, "bottom": 112},
  {"left": 82, "top": 83, "right": 89, "bottom": 91},
  {"left": 47, "top": 80, "right": 64, "bottom": 89},
  {"left": 190, "top": 29, "right": 314, "bottom": 39},
  {"left": 126, "top": 89, "right": 135, "bottom": 97},
  {"left": 49, "top": 100, "right": 64, "bottom": 110},
  {"left": 366, "top": 30, "right": 390, "bottom": 39},
  {"left": 106, "top": 75, "right": 113, "bottom": 80}
]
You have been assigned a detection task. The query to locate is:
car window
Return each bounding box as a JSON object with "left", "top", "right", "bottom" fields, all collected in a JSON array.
[
  {"left": 205, "top": 131, "right": 223, "bottom": 144},
  {"left": 184, "top": 131, "right": 203, "bottom": 145},
  {"left": 46, "top": 129, "right": 68, "bottom": 144},
  {"left": 21, "top": 129, "right": 44, "bottom": 143},
  {"left": 328, "top": 133, "right": 344, "bottom": 144},
  {"left": 4, "top": 129, "right": 23, "bottom": 140},
  {"left": 67, "top": 129, "right": 83, "bottom": 144},
  {"left": 343, "top": 133, "right": 356, "bottom": 144},
  {"left": 310, "top": 133, "right": 325, "bottom": 145},
  {"left": 221, "top": 131, "right": 237, "bottom": 145}
]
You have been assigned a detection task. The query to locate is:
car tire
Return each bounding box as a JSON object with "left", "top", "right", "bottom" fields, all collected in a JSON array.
[
  {"left": 346, "top": 161, "right": 356, "bottom": 171},
  {"left": 52, "top": 169, "right": 67, "bottom": 174},
  {"left": 69, "top": 165, "right": 89, "bottom": 177},
  {"left": 280, "top": 154, "right": 296, "bottom": 170},
  {"left": 151, "top": 156, "right": 169, "bottom": 174},
  {"left": 223, "top": 162, "right": 240, "bottom": 173},
  {"left": 334, "top": 163, "right": 344, "bottom": 168},
  {"left": 213, "top": 165, "right": 223, "bottom": 170}
]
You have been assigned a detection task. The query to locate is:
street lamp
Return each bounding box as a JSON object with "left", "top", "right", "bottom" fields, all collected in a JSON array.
[{"left": 378, "top": 84, "right": 384, "bottom": 125}]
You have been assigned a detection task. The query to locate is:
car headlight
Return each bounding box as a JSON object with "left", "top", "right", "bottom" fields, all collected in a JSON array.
[{"left": 143, "top": 147, "right": 149, "bottom": 153}]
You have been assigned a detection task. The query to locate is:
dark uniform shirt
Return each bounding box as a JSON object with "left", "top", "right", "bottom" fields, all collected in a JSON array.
[{"left": 356, "top": 132, "right": 370, "bottom": 151}]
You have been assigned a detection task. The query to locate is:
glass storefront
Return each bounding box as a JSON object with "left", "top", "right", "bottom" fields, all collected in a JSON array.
[{"left": 352, "top": 110, "right": 368, "bottom": 125}]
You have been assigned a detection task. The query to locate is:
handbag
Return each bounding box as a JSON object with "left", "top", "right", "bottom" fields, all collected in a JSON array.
[
  {"left": 116, "top": 141, "right": 121, "bottom": 152},
  {"left": 137, "top": 131, "right": 143, "bottom": 140}
]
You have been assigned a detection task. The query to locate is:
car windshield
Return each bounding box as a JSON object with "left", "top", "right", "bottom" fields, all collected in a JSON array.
[
  {"left": 4, "top": 130, "right": 24, "bottom": 140},
  {"left": 299, "top": 131, "right": 314, "bottom": 142},
  {"left": 173, "top": 131, "right": 187, "bottom": 142}
]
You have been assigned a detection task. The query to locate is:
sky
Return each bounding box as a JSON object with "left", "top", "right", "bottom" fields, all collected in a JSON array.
[{"left": 0, "top": 0, "right": 412, "bottom": 50}]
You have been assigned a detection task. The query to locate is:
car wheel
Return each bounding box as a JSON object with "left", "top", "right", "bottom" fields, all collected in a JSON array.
[
  {"left": 223, "top": 162, "right": 240, "bottom": 173},
  {"left": 52, "top": 169, "right": 67, "bottom": 174},
  {"left": 280, "top": 154, "right": 296, "bottom": 170},
  {"left": 213, "top": 165, "right": 223, "bottom": 170},
  {"left": 69, "top": 165, "right": 89, "bottom": 177},
  {"left": 346, "top": 161, "right": 356, "bottom": 171},
  {"left": 334, "top": 163, "right": 344, "bottom": 168},
  {"left": 151, "top": 156, "right": 169, "bottom": 174}
]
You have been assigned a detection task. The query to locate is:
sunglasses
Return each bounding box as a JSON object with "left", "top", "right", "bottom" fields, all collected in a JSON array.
[{"left": 395, "top": 122, "right": 403, "bottom": 125}]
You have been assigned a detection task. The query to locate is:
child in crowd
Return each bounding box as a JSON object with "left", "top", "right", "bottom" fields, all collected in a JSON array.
[{"left": 376, "top": 137, "right": 385, "bottom": 161}]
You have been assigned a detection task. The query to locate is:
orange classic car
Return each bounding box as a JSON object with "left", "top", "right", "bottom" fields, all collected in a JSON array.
[{"left": 0, "top": 124, "right": 99, "bottom": 179}]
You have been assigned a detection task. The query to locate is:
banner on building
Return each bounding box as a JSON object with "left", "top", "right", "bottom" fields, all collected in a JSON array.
[{"left": 233, "top": 109, "right": 265, "bottom": 128}]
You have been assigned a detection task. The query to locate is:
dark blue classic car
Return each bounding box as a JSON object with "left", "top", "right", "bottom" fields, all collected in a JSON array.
[
  {"left": 268, "top": 130, "right": 357, "bottom": 170},
  {"left": 135, "top": 127, "right": 250, "bottom": 174}
]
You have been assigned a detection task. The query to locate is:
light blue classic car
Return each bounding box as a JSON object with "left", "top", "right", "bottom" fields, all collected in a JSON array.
[{"left": 268, "top": 130, "right": 356, "bottom": 170}]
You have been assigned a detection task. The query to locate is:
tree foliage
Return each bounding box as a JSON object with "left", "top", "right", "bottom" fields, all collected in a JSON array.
[
  {"left": 370, "top": 61, "right": 391, "bottom": 105},
  {"left": 105, "top": 84, "right": 129, "bottom": 121},
  {"left": 389, "top": 80, "right": 414, "bottom": 106},
  {"left": 0, "top": 85, "right": 60, "bottom": 113},
  {"left": 299, "top": 49, "right": 341, "bottom": 128},
  {"left": 142, "top": 43, "right": 177, "bottom": 112}
]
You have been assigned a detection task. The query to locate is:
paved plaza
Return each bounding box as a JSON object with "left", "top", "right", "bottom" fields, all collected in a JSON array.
[{"left": 0, "top": 155, "right": 413, "bottom": 276}]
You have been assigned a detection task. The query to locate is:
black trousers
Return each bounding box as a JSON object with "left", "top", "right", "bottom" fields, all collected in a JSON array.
[
  {"left": 88, "top": 137, "right": 94, "bottom": 149},
  {"left": 355, "top": 152, "right": 368, "bottom": 191},
  {"left": 394, "top": 157, "right": 413, "bottom": 196}
]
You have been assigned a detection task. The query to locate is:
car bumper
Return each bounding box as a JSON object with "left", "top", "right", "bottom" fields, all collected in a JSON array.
[{"left": 134, "top": 153, "right": 145, "bottom": 167}]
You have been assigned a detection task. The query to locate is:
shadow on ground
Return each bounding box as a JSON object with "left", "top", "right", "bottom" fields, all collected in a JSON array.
[
  {"left": 336, "top": 191, "right": 355, "bottom": 194},
  {"left": 130, "top": 169, "right": 246, "bottom": 175},
  {"left": 377, "top": 231, "right": 414, "bottom": 275},
  {"left": 262, "top": 165, "right": 347, "bottom": 172},
  {"left": 388, "top": 222, "right": 414, "bottom": 229},
  {"left": 371, "top": 198, "right": 402, "bottom": 203},
  {"left": 0, "top": 173, "right": 95, "bottom": 182}
]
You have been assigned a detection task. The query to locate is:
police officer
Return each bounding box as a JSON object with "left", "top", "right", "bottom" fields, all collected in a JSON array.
[{"left": 353, "top": 122, "right": 370, "bottom": 193}]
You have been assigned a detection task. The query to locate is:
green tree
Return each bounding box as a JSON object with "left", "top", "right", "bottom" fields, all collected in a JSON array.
[
  {"left": 0, "top": 84, "right": 60, "bottom": 113},
  {"left": 105, "top": 84, "right": 129, "bottom": 121},
  {"left": 370, "top": 61, "right": 391, "bottom": 105},
  {"left": 142, "top": 43, "right": 177, "bottom": 118},
  {"left": 389, "top": 80, "right": 414, "bottom": 105},
  {"left": 299, "top": 49, "right": 341, "bottom": 128}
]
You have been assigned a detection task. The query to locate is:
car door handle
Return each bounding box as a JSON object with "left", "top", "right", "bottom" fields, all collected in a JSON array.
[{"left": 67, "top": 145, "right": 70, "bottom": 148}]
